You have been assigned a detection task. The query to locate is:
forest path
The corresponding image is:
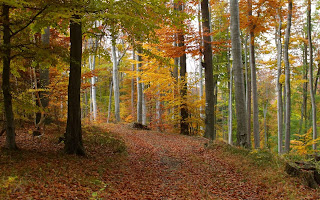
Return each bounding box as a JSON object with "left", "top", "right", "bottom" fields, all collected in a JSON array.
[{"left": 103, "top": 124, "right": 264, "bottom": 199}]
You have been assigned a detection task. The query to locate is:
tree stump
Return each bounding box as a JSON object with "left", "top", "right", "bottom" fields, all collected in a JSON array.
[
  {"left": 131, "top": 122, "right": 150, "bottom": 130},
  {"left": 285, "top": 161, "right": 320, "bottom": 189}
]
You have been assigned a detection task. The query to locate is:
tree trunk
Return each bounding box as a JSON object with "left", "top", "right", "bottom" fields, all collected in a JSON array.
[
  {"left": 111, "top": 37, "right": 120, "bottom": 122},
  {"left": 244, "top": 34, "right": 251, "bottom": 148},
  {"left": 228, "top": 52, "right": 233, "bottom": 145},
  {"left": 137, "top": 48, "right": 143, "bottom": 123},
  {"left": 2, "top": 4, "right": 17, "bottom": 150},
  {"left": 307, "top": 0, "right": 317, "bottom": 150},
  {"left": 177, "top": 2, "right": 189, "bottom": 135},
  {"left": 230, "top": 0, "right": 248, "bottom": 147},
  {"left": 107, "top": 78, "right": 113, "bottom": 123},
  {"left": 201, "top": 0, "right": 215, "bottom": 140},
  {"left": 89, "top": 38, "right": 98, "bottom": 121},
  {"left": 284, "top": 0, "right": 292, "bottom": 153},
  {"left": 299, "top": 43, "right": 308, "bottom": 135},
  {"left": 198, "top": 1, "right": 204, "bottom": 121},
  {"left": 131, "top": 50, "right": 135, "bottom": 117},
  {"left": 36, "top": 27, "right": 50, "bottom": 126},
  {"left": 142, "top": 83, "right": 147, "bottom": 125},
  {"left": 263, "top": 103, "right": 268, "bottom": 148},
  {"left": 64, "top": 15, "right": 85, "bottom": 156},
  {"left": 276, "top": 8, "right": 283, "bottom": 154},
  {"left": 248, "top": 0, "right": 260, "bottom": 149}
]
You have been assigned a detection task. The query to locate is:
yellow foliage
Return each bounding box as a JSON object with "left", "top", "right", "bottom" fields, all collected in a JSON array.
[
  {"left": 279, "top": 74, "right": 286, "bottom": 85},
  {"left": 291, "top": 128, "right": 320, "bottom": 155}
]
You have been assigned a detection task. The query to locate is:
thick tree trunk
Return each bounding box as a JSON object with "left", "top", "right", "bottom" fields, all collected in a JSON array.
[
  {"left": 201, "top": 0, "right": 215, "bottom": 140},
  {"left": 2, "top": 5, "right": 17, "bottom": 150},
  {"left": 137, "top": 48, "right": 143, "bottom": 123},
  {"left": 64, "top": 15, "right": 85, "bottom": 156},
  {"left": 230, "top": 0, "right": 248, "bottom": 147},
  {"left": 111, "top": 37, "right": 120, "bottom": 122},
  {"left": 284, "top": 0, "right": 292, "bottom": 153},
  {"left": 276, "top": 9, "right": 283, "bottom": 154},
  {"left": 307, "top": 0, "right": 317, "bottom": 150}
]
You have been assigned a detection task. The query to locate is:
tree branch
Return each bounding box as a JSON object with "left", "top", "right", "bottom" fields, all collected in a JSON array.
[{"left": 11, "top": 5, "right": 48, "bottom": 37}]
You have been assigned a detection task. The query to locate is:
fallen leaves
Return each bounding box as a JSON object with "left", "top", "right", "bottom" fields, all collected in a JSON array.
[{"left": 0, "top": 123, "right": 318, "bottom": 199}]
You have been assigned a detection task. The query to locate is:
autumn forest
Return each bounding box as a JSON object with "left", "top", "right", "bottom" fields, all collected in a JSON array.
[{"left": 0, "top": 0, "right": 320, "bottom": 199}]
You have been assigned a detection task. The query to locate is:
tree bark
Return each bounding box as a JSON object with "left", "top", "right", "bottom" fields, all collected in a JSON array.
[
  {"left": 111, "top": 36, "right": 120, "bottom": 122},
  {"left": 198, "top": 1, "right": 204, "bottom": 121},
  {"left": 263, "top": 103, "right": 268, "bottom": 148},
  {"left": 177, "top": 2, "right": 189, "bottom": 135},
  {"left": 137, "top": 48, "right": 143, "bottom": 123},
  {"left": 228, "top": 52, "right": 233, "bottom": 145},
  {"left": 107, "top": 78, "right": 113, "bottom": 123},
  {"left": 64, "top": 15, "right": 85, "bottom": 156},
  {"left": 2, "top": 4, "right": 17, "bottom": 150},
  {"left": 131, "top": 50, "right": 135, "bottom": 117},
  {"left": 142, "top": 83, "right": 147, "bottom": 125},
  {"left": 244, "top": 34, "right": 251, "bottom": 147},
  {"left": 36, "top": 27, "right": 50, "bottom": 126},
  {"left": 307, "top": 0, "right": 317, "bottom": 150},
  {"left": 201, "top": 0, "right": 215, "bottom": 140},
  {"left": 230, "top": 0, "right": 248, "bottom": 147},
  {"left": 299, "top": 43, "right": 308, "bottom": 135},
  {"left": 89, "top": 37, "right": 98, "bottom": 121},
  {"left": 248, "top": 0, "right": 260, "bottom": 149},
  {"left": 284, "top": 0, "right": 292, "bottom": 153},
  {"left": 276, "top": 7, "right": 283, "bottom": 154}
]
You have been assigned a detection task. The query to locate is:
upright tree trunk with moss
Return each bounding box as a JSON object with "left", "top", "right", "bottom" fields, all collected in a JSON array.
[
  {"left": 177, "top": 2, "right": 189, "bottom": 135},
  {"left": 230, "top": 0, "right": 248, "bottom": 147},
  {"left": 284, "top": 0, "right": 292, "bottom": 153},
  {"left": 307, "top": 0, "right": 317, "bottom": 150},
  {"left": 65, "top": 16, "right": 85, "bottom": 156},
  {"left": 201, "top": 0, "right": 215, "bottom": 140},
  {"left": 2, "top": 5, "right": 17, "bottom": 150}
]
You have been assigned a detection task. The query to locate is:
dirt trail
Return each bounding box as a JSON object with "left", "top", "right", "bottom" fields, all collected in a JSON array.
[{"left": 104, "top": 124, "right": 264, "bottom": 199}]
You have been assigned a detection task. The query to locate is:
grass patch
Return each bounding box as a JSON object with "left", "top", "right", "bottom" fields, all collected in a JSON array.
[
  {"left": 83, "top": 125, "right": 127, "bottom": 154},
  {"left": 208, "top": 141, "right": 319, "bottom": 199}
]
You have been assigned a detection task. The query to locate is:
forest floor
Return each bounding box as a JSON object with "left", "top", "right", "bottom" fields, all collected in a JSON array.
[{"left": 0, "top": 123, "right": 319, "bottom": 199}]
